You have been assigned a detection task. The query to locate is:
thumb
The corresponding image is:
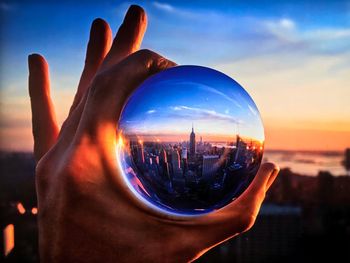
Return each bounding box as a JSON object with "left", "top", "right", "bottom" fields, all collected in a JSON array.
[
  {"left": 237, "top": 162, "right": 280, "bottom": 206},
  {"left": 205, "top": 163, "right": 279, "bottom": 235}
]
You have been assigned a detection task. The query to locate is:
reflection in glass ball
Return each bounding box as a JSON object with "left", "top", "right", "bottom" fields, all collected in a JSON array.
[{"left": 117, "top": 66, "right": 264, "bottom": 216}]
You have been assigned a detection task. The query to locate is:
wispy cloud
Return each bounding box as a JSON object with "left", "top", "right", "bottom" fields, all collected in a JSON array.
[
  {"left": 155, "top": 80, "right": 243, "bottom": 108},
  {"left": 264, "top": 18, "right": 298, "bottom": 43},
  {"left": 198, "top": 84, "right": 242, "bottom": 108},
  {"left": 147, "top": 4, "right": 350, "bottom": 66},
  {"left": 152, "top": 1, "right": 175, "bottom": 12},
  {"left": 248, "top": 105, "right": 258, "bottom": 116},
  {"left": 146, "top": 109, "right": 157, "bottom": 114},
  {"left": 306, "top": 28, "right": 350, "bottom": 40},
  {"left": 169, "top": 105, "right": 242, "bottom": 124}
]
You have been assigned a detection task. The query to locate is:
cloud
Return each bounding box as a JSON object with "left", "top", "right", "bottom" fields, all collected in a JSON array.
[
  {"left": 152, "top": 1, "right": 175, "bottom": 12},
  {"left": 146, "top": 109, "right": 157, "bottom": 114},
  {"left": 0, "top": 117, "right": 30, "bottom": 128},
  {"left": 279, "top": 18, "right": 296, "bottom": 30},
  {"left": 264, "top": 18, "right": 298, "bottom": 43},
  {"left": 215, "top": 51, "right": 350, "bottom": 125},
  {"left": 198, "top": 85, "right": 242, "bottom": 108},
  {"left": 248, "top": 105, "right": 258, "bottom": 116},
  {"left": 146, "top": 4, "right": 350, "bottom": 67},
  {"left": 156, "top": 80, "right": 243, "bottom": 108},
  {"left": 306, "top": 28, "right": 350, "bottom": 40},
  {"left": 265, "top": 18, "right": 296, "bottom": 33},
  {"left": 169, "top": 105, "right": 242, "bottom": 124}
]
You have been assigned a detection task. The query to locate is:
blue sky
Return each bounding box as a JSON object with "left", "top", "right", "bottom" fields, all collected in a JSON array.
[
  {"left": 119, "top": 65, "right": 265, "bottom": 141},
  {"left": 0, "top": 0, "right": 349, "bottom": 151}
]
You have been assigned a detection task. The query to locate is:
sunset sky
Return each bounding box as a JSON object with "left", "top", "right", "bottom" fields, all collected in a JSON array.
[
  {"left": 0, "top": 0, "right": 349, "bottom": 151},
  {"left": 119, "top": 65, "right": 265, "bottom": 142}
]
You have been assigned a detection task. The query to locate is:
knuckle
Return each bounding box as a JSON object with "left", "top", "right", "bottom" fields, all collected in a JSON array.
[
  {"left": 91, "top": 72, "right": 111, "bottom": 91},
  {"left": 134, "top": 49, "right": 162, "bottom": 69},
  {"left": 237, "top": 208, "right": 258, "bottom": 233},
  {"left": 136, "top": 49, "right": 157, "bottom": 60},
  {"left": 35, "top": 158, "right": 50, "bottom": 177},
  {"left": 90, "top": 73, "right": 106, "bottom": 93},
  {"left": 59, "top": 166, "right": 85, "bottom": 200},
  {"left": 88, "top": 72, "right": 112, "bottom": 102},
  {"left": 35, "top": 156, "right": 53, "bottom": 185},
  {"left": 57, "top": 150, "right": 94, "bottom": 200}
]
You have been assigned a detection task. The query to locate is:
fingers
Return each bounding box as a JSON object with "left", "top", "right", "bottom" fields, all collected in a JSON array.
[
  {"left": 100, "top": 5, "right": 147, "bottom": 70},
  {"left": 56, "top": 6, "right": 149, "bottom": 152},
  {"left": 64, "top": 5, "right": 147, "bottom": 140},
  {"left": 233, "top": 162, "right": 279, "bottom": 216},
  {"left": 28, "top": 54, "right": 59, "bottom": 162},
  {"left": 265, "top": 164, "right": 280, "bottom": 191},
  {"left": 69, "top": 18, "right": 112, "bottom": 113},
  {"left": 79, "top": 49, "right": 176, "bottom": 137}
]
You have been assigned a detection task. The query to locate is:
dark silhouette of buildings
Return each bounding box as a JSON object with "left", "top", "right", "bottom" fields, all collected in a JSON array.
[
  {"left": 122, "top": 125, "right": 264, "bottom": 214},
  {"left": 2, "top": 148, "right": 350, "bottom": 262},
  {"left": 343, "top": 148, "right": 350, "bottom": 174},
  {"left": 190, "top": 124, "right": 196, "bottom": 159}
]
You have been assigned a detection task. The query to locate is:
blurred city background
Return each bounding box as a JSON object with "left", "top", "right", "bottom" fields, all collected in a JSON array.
[{"left": 1, "top": 0, "right": 350, "bottom": 262}]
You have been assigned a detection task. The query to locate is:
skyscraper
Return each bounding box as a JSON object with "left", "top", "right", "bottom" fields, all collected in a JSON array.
[
  {"left": 171, "top": 149, "right": 182, "bottom": 179},
  {"left": 202, "top": 155, "right": 220, "bottom": 181},
  {"left": 190, "top": 124, "right": 196, "bottom": 158}
]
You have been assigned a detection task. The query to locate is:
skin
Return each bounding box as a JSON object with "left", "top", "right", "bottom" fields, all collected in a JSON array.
[{"left": 28, "top": 5, "right": 279, "bottom": 263}]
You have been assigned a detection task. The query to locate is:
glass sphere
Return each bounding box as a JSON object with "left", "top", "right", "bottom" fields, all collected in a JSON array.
[{"left": 117, "top": 65, "right": 264, "bottom": 216}]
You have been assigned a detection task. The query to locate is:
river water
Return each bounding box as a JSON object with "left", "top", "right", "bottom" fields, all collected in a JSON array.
[{"left": 263, "top": 150, "right": 348, "bottom": 176}]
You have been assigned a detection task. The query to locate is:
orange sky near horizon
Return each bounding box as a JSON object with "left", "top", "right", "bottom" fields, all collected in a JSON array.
[
  {"left": 265, "top": 127, "right": 350, "bottom": 152},
  {"left": 0, "top": 119, "right": 349, "bottom": 152},
  {"left": 121, "top": 132, "right": 263, "bottom": 144}
]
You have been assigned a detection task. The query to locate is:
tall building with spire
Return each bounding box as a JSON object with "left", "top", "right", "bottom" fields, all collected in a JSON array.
[{"left": 190, "top": 124, "right": 196, "bottom": 158}]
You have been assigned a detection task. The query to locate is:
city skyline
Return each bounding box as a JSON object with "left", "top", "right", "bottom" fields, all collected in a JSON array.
[
  {"left": 121, "top": 127, "right": 263, "bottom": 145},
  {"left": 118, "top": 120, "right": 263, "bottom": 214}
]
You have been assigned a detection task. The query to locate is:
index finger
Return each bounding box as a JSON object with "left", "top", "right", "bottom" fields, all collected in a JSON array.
[
  {"left": 100, "top": 5, "right": 147, "bottom": 70},
  {"left": 77, "top": 49, "right": 176, "bottom": 137}
]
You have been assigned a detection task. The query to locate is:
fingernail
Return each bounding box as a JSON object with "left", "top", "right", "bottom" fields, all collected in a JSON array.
[
  {"left": 266, "top": 167, "right": 280, "bottom": 190},
  {"left": 28, "top": 53, "right": 46, "bottom": 71},
  {"left": 124, "top": 5, "right": 144, "bottom": 24},
  {"left": 28, "top": 54, "right": 37, "bottom": 68},
  {"left": 269, "top": 167, "right": 280, "bottom": 180},
  {"left": 90, "top": 18, "right": 108, "bottom": 39},
  {"left": 272, "top": 167, "right": 280, "bottom": 176},
  {"left": 91, "top": 18, "right": 106, "bottom": 31}
]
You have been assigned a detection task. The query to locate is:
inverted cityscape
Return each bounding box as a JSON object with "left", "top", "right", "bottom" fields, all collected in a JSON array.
[{"left": 117, "top": 66, "right": 264, "bottom": 215}]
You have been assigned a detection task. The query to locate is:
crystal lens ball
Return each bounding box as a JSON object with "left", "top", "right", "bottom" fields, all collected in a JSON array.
[{"left": 117, "top": 65, "right": 264, "bottom": 215}]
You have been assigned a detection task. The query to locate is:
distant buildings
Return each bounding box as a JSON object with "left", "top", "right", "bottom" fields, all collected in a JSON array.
[
  {"left": 202, "top": 155, "right": 220, "bottom": 181},
  {"left": 343, "top": 148, "right": 350, "bottom": 174},
  {"left": 122, "top": 125, "right": 264, "bottom": 211},
  {"left": 199, "top": 203, "right": 303, "bottom": 263},
  {"left": 171, "top": 149, "right": 183, "bottom": 180},
  {"left": 190, "top": 124, "right": 196, "bottom": 159}
]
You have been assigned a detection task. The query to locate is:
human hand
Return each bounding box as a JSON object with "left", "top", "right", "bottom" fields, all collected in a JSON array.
[{"left": 28, "top": 5, "right": 279, "bottom": 263}]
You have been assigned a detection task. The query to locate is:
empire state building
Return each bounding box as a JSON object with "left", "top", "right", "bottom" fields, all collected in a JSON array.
[{"left": 190, "top": 124, "right": 196, "bottom": 158}]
